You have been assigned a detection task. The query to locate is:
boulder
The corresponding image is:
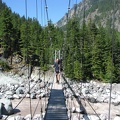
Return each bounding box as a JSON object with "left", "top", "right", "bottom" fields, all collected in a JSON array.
[
  {"left": 88, "top": 115, "right": 100, "bottom": 120},
  {"left": 87, "top": 97, "right": 97, "bottom": 103},
  {"left": 13, "top": 94, "right": 20, "bottom": 99},
  {"left": 6, "top": 116, "right": 24, "bottom": 120},
  {"left": 24, "top": 114, "right": 32, "bottom": 120},
  {"left": 114, "top": 116, "right": 120, "bottom": 120},
  {"left": 99, "top": 114, "right": 108, "bottom": 120},
  {"left": 33, "top": 114, "right": 43, "bottom": 120},
  {"left": 0, "top": 98, "right": 14, "bottom": 115},
  {"left": 31, "top": 93, "right": 36, "bottom": 99},
  {"left": 16, "top": 87, "right": 24, "bottom": 94},
  {"left": 0, "top": 103, "right": 3, "bottom": 119},
  {"left": 5, "top": 91, "right": 14, "bottom": 96}
]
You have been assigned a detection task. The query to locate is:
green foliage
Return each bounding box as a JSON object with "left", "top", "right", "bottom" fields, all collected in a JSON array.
[
  {"left": 74, "top": 60, "right": 81, "bottom": 79},
  {"left": 0, "top": 7, "right": 13, "bottom": 58},
  {"left": 63, "top": 18, "right": 81, "bottom": 79},
  {"left": 0, "top": 1, "right": 120, "bottom": 83},
  {"left": 0, "top": 60, "right": 10, "bottom": 70},
  {"left": 62, "top": 17, "right": 120, "bottom": 83}
]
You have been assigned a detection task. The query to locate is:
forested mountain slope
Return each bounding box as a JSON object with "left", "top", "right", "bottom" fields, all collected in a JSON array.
[
  {"left": 56, "top": 0, "right": 120, "bottom": 32},
  {"left": 0, "top": 0, "right": 120, "bottom": 83}
]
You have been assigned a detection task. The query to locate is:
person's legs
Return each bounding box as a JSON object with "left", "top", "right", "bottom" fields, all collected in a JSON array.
[
  {"left": 56, "top": 73, "right": 58, "bottom": 82},
  {"left": 56, "top": 72, "right": 60, "bottom": 83},
  {"left": 57, "top": 73, "right": 60, "bottom": 83}
]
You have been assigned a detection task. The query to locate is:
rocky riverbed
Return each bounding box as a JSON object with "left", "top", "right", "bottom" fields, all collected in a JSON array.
[
  {"left": 62, "top": 78, "right": 120, "bottom": 120},
  {"left": 0, "top": 67, "right": 54, "bottom": 120},
  {"left": 0, "top": 67, "right": 120, "bottom": 120}
]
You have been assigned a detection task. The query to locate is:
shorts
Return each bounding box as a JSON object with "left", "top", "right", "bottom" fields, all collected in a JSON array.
[{"left": 56, "top": 70, "right": 59, "bottom": 73}]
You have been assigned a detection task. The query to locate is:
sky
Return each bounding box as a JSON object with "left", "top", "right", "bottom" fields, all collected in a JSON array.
[{"left": 2, "top": 0, "right": 82, "bottom": 26}]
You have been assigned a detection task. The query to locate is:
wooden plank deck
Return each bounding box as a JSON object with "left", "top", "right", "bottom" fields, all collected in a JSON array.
[{"left": 44, "top": 76, "right": 68, "bottom": 120}]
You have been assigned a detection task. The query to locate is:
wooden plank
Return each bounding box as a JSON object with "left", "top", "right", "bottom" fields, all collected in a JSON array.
[{"left": 44, "top": 81, "right": 68, "bottom": 120}]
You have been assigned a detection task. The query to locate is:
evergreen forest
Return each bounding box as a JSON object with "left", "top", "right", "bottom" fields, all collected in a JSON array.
[{"left": 0, "top": 2, "right": 120, "bottom": 83}]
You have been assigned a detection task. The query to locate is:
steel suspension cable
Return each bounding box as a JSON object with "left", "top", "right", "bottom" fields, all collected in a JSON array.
[
  {"left": 65, "top": 0, "right": 100, "bottom": 119},
  {"left": 25, "top": 0, "right": 33, "bottom": 119},
  {"left": 35, "top": 0, "right": 40, "bottom": 80},
  {"left": 41, "top": 0, "right": 43, "bottom": 26},
  {"left": 13, "top": 75, "right": 43, "bottom": 108},
  {"left": 43, "top": 2, "right": 50, "bottom": 110},
  {"left": 68, "top": 0, "right": 71, "bottom": 12},
  {"left": 62, "top": 75, "right": 101, "bottom": 120},
  {"left": 81, "top": 0, "right": 85, "bottom": 79},
  {"left": 40, "top": 1, "right": 50, "bottom": 116},
  {"left": 43, "top": 0, "right": 46, "bottom": 26},
  {"left": 35, "top": 0, "right": 41, "bottom": 81},
  {"left": 79, "top": 80, "right": 107, "bottom": 117},
  {"left": 31, "top": 0, "right": 41, "bottom": 118},
  {"left": 44, "top": 0, "right": 49, "bottom": 24},
  {"left": 77, "top": 83, "right": 101, "bottom": 119},
  {"left": 4, "top": 74, "right": 43, "bottom": 120},
  {"left": 74, "top": 0, "right": 78, "bottom": 18},
  {"left": 5, "top": 0, "right": 49, "bottom": 119},
  {"left": 63, "top": 0, "right": 72, "bottom": 57},
  {"left": 32, "top": 0, "right": 52, "bottom": 118},
  {"left": 32, "top": 98, "right": 41, "bottom": 117},
  {"left": 62, "top": 0, "right": 72, "bottom": 71},
  {"left": 108, "top": 0, "right": 115, "bottom": 119},
  {"left": 39, "top": 0, "right": 45, "bottom": 117},
  {"left": 36, "top": 0, "right": 38, "bottom": 21},
  {"left": 67, "top": 0, "right": 71, "bottom": 21},
  {"left": 72, "top": 1, "right": 80, "bottom": 118},
  {"left": 36, "top": 1, "right": 44, "bottom": 117}
]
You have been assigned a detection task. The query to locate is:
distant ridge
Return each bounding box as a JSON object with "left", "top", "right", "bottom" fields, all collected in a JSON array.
[{"left": 55, "top": 0, "right": 120, "bottom": 32}]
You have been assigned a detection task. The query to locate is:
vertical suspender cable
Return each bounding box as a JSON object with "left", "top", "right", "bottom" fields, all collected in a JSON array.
[
  {"left": 41, "top": 0, "right": 43, "bottom": 26},
  {"left": 76, "top": 0, "right": 77, "bottom": 5},
  {"left": 45, "top": 0, "right": 49, "bottom": 24},
  {"left": 108, "top": 0, "right": 115, "bottom": 119},
  {"left": 68, "top": 0, "right": 71, "bottom": 11},
  {"left": 43, "top": 0, "right": 50, "bottom": 116},
  {"left": 74, "top": 0, "right": 81, "bottom": 119},
  {"left": 81, "top": 0, "right": 85, "bottom": 79},
  {"left": 83, "top": 0, "right": 85, "bottom": 26},
  {"left": 25, "top": 0, "right": 32, "bottom": 119},
  {"left": 32, "top": 0, "right": 41, "bottom": 117},
  {"left": 63, "top": 0, "right": 71, "bottom": 73},
  {"left": 75, "top": 0, "right": 77, "bottom": 18},
  {"left": 63, "top": 0, "right": 71, "bottom": 61},
  {"left": 67, "top": 0, "right": 71, "bottom": 21},
  {"left": 43, "top": 0, "right": 46, "bottom": 26},
  {"left": 38, "top": 0, "right": 44, "bottom": 117},
  {"left": 67, "top": 1, "right": 72, "bottom": 119},
  {"left": 35, "top": 0, "right": 40, "bottom": 81},
  {"left": 36, "top": 0, "right": 38, "bottom": 21}
]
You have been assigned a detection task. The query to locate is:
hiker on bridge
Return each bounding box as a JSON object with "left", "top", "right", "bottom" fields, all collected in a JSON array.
[{"left": 54, "top": 58, "right": 60, "bottom": 83}]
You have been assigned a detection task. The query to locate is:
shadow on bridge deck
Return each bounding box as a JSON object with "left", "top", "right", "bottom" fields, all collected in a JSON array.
[{"left": 44, "top": 89, "right": 68, "bottom": 120}]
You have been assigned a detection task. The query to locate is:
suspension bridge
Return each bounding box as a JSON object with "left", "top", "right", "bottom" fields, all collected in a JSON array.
[
  {"left": 5, "top": 71, "right": 103, "bottom": 120},
  {"left": 0, "top": 0, "right": 117, "bottom": 119},
  {"left": 3, "top": 69, "right": 117, "bottom": 120}
]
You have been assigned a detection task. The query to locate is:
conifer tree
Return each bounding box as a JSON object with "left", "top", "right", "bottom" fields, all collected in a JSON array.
[{"left": 0, "top": 7, "right": 14, "bottom": 64}]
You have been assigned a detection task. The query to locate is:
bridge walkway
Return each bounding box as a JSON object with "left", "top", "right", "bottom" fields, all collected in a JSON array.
[{"left": 44, "top": 75, "right": 68, "bottom": 120}]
